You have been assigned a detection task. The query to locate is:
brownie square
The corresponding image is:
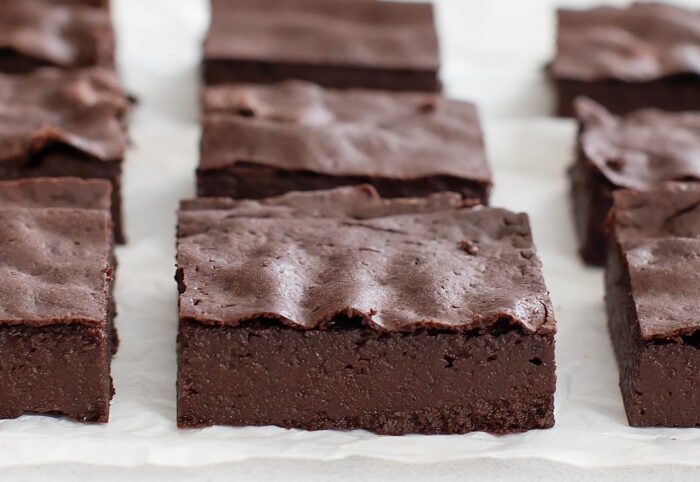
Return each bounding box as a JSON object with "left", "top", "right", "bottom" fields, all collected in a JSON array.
[
  {"left": 606, "top": 183, "right": 700, "bottom": 427},
  {"left": 0, "top": 176, "right": 119, "bottom": 354},
  {"left": 0, "top": 0, "right": 114, "bottom": 74},
  {"left": 0, "top": 67, "right": 129, "bottom": 243},
  {"left": 569, "top": 98, "right": 700, "bottom": 265},
  {"left": 204, "top": 0, "right": 440, "bottom": 91},
  {"left": 0, "top": 179, "right": 115, "bottom": 423},
  {"left": 199, "top": 81, "right": 491, "bottom": 203},
  {"left": 176, "top": 186, "right": 556, "bottom": 434},
  {"left": 549, "top": 3, "right": 700, "bottom": 117}
]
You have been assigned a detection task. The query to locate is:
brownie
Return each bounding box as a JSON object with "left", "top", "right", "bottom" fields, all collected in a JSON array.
[
  {"left": 199, "top": 81, "right": 491, "bottom": 203},
  {"left": 0, "top": 0, "right": 114, "bottom": 74},
  {"left": 176, "top": 186, "right": 557, "bottom": 434},
  {"left": 606, "top": 183, "right": 700, "bottom": 427},
  {"left": 0, "top": 177, "right": 119, "bottom": 354},
  {"left": 203, "top": 0, "right": 440, "bottom": 91},
  {"left": 550, "top": 3, "right": 700, "bottom": 117},
  {"left": 0, "top": 179, "right": 116, "bottom": 423},
  {"left": 569, "top": 98, "right": 700, "bottom": 265},
  {"left": 0, "top": 67, "right": 129, "bottom": 243}
]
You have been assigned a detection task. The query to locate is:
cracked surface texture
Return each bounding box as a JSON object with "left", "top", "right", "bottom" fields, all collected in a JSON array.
[
  {"left": 0, "top": 0, "right": 113, "bottom": 72},
  {"left": 552, "top": 2, "right": 700, "bottom": 82},
  {"left": 177, "top": 187, "right": 554, "bottom": 334},
  {"left": 0, "top": 207, "right": 112, "bottom": 325}
]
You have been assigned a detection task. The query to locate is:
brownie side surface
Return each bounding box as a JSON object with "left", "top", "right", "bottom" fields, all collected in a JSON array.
[
  {"left": 570, "top": 98, "right": 700, "bottom": 265},
  {"left": 0, "top": 0, "right": 114, "bottom": 74},
  {"left": 0, "top": 207, "right": 114, "bottom": 422},
  {"left": 199, "top": 81, "right": 491, "bottom": 203},
  {"left": 0, "top": 323, "right": 112, "bottom": 422},
  {"left": 204, "top": 0, "right": 439, "bottom": 90},
  {"left": 550, "top": 4, "right": 700, "bottom": 116},
  {"left": 176, "top": 191, "right": 556, "bottom": 434},
  {"left": 0, "top": 68, "right": 128, "bottom": 242},
  {"left": 178, "top": 319, "right": 555, "bottom": 434}
]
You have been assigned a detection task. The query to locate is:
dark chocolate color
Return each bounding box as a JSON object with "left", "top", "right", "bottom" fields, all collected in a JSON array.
[
  {"left": 176, "top": 187, "right": 556, "bottom": 434},
  {"left": 606, "top": 187, "right": 700, "bottom": 426},
  {"left": 0, "top": 177, "right": 112, "bottom": 211},
  {"left": 0, "top": 177, "right": 118, "bottom": 353},
  {"left": 570, "top": 98, "right": 700, "bottom": 265},
  {"left": 0, "top": 0, "right": 114, "bottom": 74},
  {"left": 0, "top": 204, "right": 115, "bottom": 423},
  {"left": 550, "top": 3, "right": 700, "bottom": 116},
  {"left": 203, "top": 0, "right": 439, "bottom": 91},
  {"left": 0, "top": 67, "right": 128, "bottom": 242},
  {"left": 199, "top": 81, "right": 491, "bottom": 203}
]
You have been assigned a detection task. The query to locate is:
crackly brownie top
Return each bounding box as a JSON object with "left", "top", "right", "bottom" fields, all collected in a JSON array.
[
  {"left": 200, "top": 81, "right": 490, "bottom": 183},
  {"left": 611, "top": 183, "right": 700, "bottom": 243},
  {"left": 0, "top": 207, "right": 112, "bottom": 325},
  {"left": 180, "top": 185, "right": 470, "bottom": 219},
  {"left": 551, "top": 3, "right": 700, "bottom": 82},
  {"left": 205, "top": 0, "right": 438, "bottom": 70},
  {"left": 0, "top": 0, "right": 113, "bottom": 70},
  {"left": 623, "top": 237, "right": 700, "bottom": 339},
  {"left": 575, "top": 98, "right": 700, "bottom": 190},
  {"left": 177, "top": 190, "right": 555, "bottom": 334},
  {"left": 0, "top": 67, "right": 128, "bottom": 163},
  {"left": 0, "top": 177, "right": 111, "bottom": 211},
  {"left": 611, "top": 183, "right": 700, "bottom": 339}
]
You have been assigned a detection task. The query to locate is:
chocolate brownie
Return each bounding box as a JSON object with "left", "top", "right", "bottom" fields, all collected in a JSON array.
[
  {"left": 606, "top": 183, "right": 700, "bottom": 427},
  {"left": 204, "top": 0, "right": 440, "bottom": 91},
  {"left": 176, "top": 186, "right": 557, "bottom": 434},
  {"left": 0, "top": 67, "right": 129, "bottom": 243},
  {"left": 199, "top": 81, "right": 491, "bottom": 203},
  {"left": 0, "top": 0, "right": 114, "bottom": 74},
  {"left": 569, "top": 98, "right": 700, "bottom": 265},
  {"left": 0, "top": 179, "right": 115, "bottom": 423},
  {"left": 0, "top": 177, "right": 119, "bottom": 354},
  {"left": 550, "top": 3, "right": 700, "bottom": 116}
]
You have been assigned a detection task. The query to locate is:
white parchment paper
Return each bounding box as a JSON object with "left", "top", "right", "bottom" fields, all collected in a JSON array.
[{"left": 0, "top": 0, "right": 697, "bottom": 468}]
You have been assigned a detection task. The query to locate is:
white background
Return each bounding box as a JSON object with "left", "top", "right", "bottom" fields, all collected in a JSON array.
[{"left": 1, "top": 0, "right": 699, "bottom": 480}]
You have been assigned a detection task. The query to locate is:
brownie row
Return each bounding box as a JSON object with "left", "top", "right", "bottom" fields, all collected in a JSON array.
[
  {"left": 0, "top": 0, "right": 125, "bottom": 423},
  {"left": 174, "top": 0, "right": 560, "bottom": 436},
  {"left": 10, "top": 0, "right": 700, "bottom": 433}
]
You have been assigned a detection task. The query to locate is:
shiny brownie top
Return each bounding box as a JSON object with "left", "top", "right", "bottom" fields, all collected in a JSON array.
[
  {"left": 551, "top": 2, "right": 700, "bottom": 82},
  {"left": 176, "top": 186, "right": 555, "bottom": 334},
  {"left": 205, "top": 0, "right": 438, "bottom": 70},
  {"left": 200, "top": 80, "right": 491, "bottom": 185},
  {"left": 0, "top": 67, "right": 128, "bottom": 163},
  {"left": 0, "top": 0, "right": 113, "bottom": 71},
  {"left": 611, "top": 183, "right": 700, "bottom": 339},
  {"left": 0, "top": 177, "right": 111, "bottom": 211},
  {"left": 0, "top": 206, "right": 112, "bottom": 325},
  {"left": 575, "top": 98, "right": 700, "bottom": 190}
]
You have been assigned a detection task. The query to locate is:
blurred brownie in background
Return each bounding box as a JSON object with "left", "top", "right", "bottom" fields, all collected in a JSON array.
[
  {"left": 199, "top": 80, "right": 491, "bottom": 203},
  {"left": 0, "top": 0, "right": 114, "bottom": 74},
  {"left": 0, "top": 68, "right": 129, "bottom": 242},
  {"left": 204, "top": 0, "right": 440, "bottom": 91},
  {"left": 569, "top": 98, "right": 700, "bottom": 265},
  {"left": 550, "top": 3, "right": 700, "bottom": 117}
]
